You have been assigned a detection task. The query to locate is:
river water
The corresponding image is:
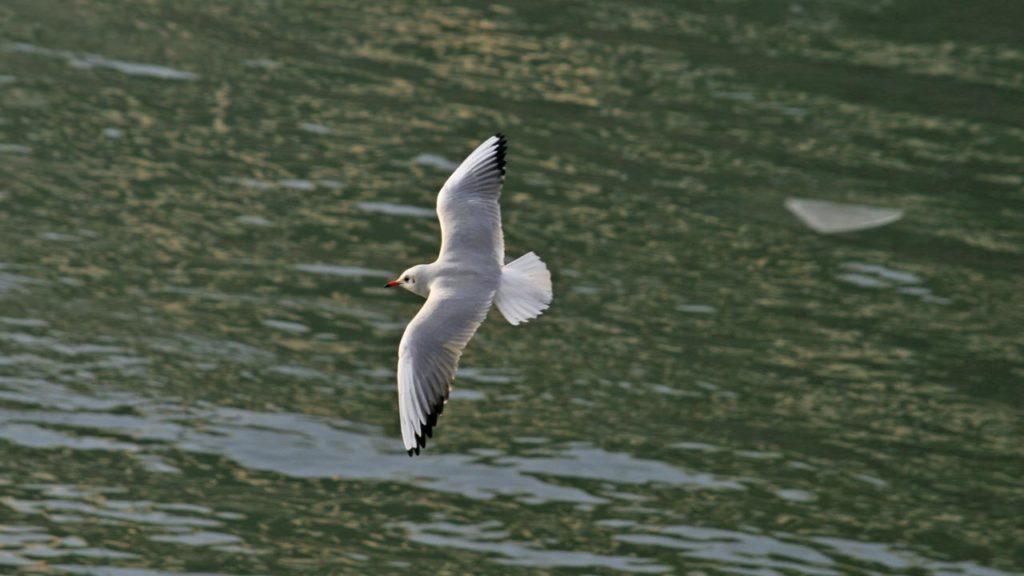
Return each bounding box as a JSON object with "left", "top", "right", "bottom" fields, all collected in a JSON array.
[{"left": 1, "top": 1, "right": 1022, "bottom": 574}]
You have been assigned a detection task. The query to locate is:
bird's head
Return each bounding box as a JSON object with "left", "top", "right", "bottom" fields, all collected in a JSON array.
[{"left": 386, "top": 265, "right": 429, "bottom": 297}]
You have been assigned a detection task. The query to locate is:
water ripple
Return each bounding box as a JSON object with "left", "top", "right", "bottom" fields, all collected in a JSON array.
[
  {"left": 406, "top": 521, "right": 669, "bottom": 573},
  {"left": 6, "top": 43, "right": 198, "bottom": 81}
]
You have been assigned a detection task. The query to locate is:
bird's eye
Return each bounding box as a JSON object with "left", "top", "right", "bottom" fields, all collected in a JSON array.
[{"left": 404, "top": 276, "right": 410, "bottom": 282}]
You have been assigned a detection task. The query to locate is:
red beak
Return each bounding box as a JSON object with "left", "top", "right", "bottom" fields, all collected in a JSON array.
[{"left": 385, "top": 280, "right": 401, "bottom": 288}]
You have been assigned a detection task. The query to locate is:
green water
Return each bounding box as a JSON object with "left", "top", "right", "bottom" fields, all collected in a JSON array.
[{"left": 1, "top": 1, "right": 1022, "bottom": 574}]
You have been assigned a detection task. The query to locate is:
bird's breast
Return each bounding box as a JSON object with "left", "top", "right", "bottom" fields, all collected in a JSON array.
[{"left": 432, "top": 261, "right": 501, "bottom": 294}]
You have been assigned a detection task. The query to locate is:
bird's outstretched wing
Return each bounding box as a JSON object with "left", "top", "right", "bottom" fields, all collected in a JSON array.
[
  {"left": 397, "top": 285, "right": 494, "bottom": 455},
  {"left": 436, "top": 134, "right": 506, "bottom": 267}
]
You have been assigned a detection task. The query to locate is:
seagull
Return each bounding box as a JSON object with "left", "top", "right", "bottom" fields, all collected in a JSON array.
[{"left": 385, "top": 134, "right": 553, "bottom": 456}]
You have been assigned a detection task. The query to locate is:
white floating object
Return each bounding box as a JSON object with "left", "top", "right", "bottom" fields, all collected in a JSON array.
[{"left": 785, "top": 198, "right": 903, "bottom": 234}]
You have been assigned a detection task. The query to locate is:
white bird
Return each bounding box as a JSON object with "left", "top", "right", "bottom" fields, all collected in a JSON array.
[{"left": 385, "top": 134, "right": 553, "bottom": 456}]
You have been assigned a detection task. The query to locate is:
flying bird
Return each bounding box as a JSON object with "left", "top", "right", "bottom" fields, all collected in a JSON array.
[{"left": 385, "top": 134, "right": 552, "bottom": 456}]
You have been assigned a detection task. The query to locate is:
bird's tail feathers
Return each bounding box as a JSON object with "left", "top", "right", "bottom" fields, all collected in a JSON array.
[{"left": 495, "top": 252, "right": 552, "bottom": 326}]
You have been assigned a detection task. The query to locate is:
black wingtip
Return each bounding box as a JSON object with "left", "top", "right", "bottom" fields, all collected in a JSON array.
[
  {"left": 493, "top": 133, "right": 507, "bottom": 177},
  {"left": 407, "top": 396, "right": 448, "bottom": 457}
]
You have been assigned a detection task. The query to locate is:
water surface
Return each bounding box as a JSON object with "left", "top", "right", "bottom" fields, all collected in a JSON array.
[{"left": 1, "top": 0, "right": 1022, "bottom": 574}]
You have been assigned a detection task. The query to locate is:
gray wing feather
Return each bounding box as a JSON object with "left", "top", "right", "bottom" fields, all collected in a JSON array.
[
  {"left": 397, "top": 286, "right": 494, "bottom": 455},
  {"left": 436, "top": 134, "right": 506, "bottom": 266}
]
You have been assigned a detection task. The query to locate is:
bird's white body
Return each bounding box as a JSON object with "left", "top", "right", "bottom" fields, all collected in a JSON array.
[{"left": 387, "top": 134, "right": 552, "bottom": 455}]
